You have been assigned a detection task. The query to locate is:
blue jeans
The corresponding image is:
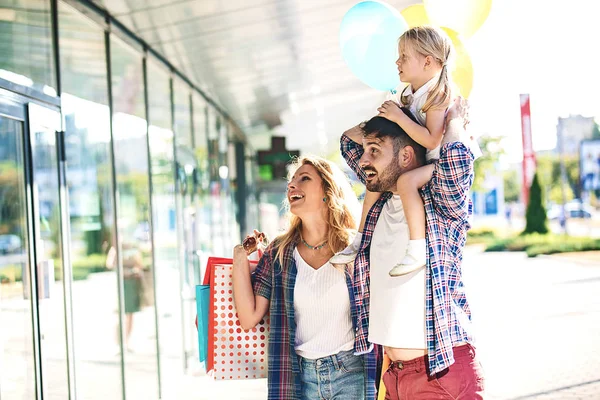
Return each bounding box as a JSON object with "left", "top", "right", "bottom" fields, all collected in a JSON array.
[{"left": 298, "top": 350, "right": 365, "bottom": 400}]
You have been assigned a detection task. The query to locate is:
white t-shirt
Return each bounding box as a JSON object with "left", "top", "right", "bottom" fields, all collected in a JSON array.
[
  {"left": 293, "top": 248, "right": 354, "bottom": 359},
  {"left": 368, "top": 195, "right": 427, "bottom": 349},
  {"left": 402, "top": 76, "right": 440, "bottom": 161}
]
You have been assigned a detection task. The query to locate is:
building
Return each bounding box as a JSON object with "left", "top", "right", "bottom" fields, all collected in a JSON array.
[
  {"left": 556, "top": 114, "right": 595, "bottom": 156},
  {"left": 0, "top": 2, "right": 260, "bottom": 399}
]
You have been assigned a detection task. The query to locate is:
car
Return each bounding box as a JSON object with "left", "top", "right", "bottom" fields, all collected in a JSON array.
[
  {"left": 0, "top": 234, "right": 22, "bottom": 254},
  {"left": 547, "top": 202, "right": 593, "bottom": 220}
]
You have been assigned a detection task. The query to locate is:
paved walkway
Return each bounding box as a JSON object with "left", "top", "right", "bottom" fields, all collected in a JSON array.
[{"left": 2, "top": 247, "right": 600, "bottom": 399}]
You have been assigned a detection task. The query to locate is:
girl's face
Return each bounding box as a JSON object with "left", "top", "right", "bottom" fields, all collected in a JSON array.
[
  {"left": 396, "top": 41, "right": 427, "bottom": 84},
  {"left": 286, "top": 164, "right": 327, "bottom": 218}
]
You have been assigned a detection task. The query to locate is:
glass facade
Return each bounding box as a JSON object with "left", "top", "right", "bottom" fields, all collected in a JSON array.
[
  {"left": 0, "top": 113, "right": 34, "bottom": 399},
  {"left": 0, "top": 0, "right": 56, "bottom": 94},
  {"left": 0, "top": 1, "right": 257, "bottom": 399}
]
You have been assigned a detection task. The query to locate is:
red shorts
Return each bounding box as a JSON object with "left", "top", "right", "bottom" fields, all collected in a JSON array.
[{"left": 383, "top": 344, "right": 485, "bottom": 399}]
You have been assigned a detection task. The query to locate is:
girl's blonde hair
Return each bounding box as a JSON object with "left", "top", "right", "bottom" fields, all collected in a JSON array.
[
  {"left": 399, "top": 26, "right": 453, "bottom": 113},
  {"left": 274, "top": 155, "right": 359, "bottom": 267}
]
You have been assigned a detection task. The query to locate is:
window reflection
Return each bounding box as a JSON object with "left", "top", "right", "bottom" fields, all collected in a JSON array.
[
  {"left": 174, "top": 79, "right": 192, "bottom": 148},
  {"left": 110, "top": 36, "right": 159, "bottom": 400},
  {"left": 0, "top": 117, "right": 34, "bottom": 399},
  {"left": 29, "top": 104, "right": 69, "bottom": 400},
  {"left": 0, "top": 0, "right": 56, "bottom": 93},
  {"left": 192, "top": 93, "right": 212, "bottom": 254},
  {"left": 59, "top": 3, "right": 121, "bottom": 398},
  {"left": 147, "top": 59, "right": 184, "bottom": 397}
]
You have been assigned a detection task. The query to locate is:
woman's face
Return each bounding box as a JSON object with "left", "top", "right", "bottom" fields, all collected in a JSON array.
[{"left": 287, "top": 163, "right": 327, "bottom": 218}]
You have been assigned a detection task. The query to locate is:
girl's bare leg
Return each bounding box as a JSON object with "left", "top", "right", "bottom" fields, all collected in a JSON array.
[
  {"left": 389, "top": 164, "right": 435, "bottom": 277},
  {"left": 330, "top": 190, "right": 380, "bottom": 264}
]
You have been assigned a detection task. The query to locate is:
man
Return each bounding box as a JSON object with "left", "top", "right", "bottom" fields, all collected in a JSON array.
[{"left": 341, "top": 100, "right": 485, "bottom": 399}]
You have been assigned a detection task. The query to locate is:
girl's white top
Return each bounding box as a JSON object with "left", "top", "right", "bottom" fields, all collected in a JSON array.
[{"left": 399, "top": 76, "right": 482, "bottom": 161}]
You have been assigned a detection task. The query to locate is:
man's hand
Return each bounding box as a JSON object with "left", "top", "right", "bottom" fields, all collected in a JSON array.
[
  {"left": 377, "top": 100, "right": 404, "bottom": 124},
  {"left": 447, "top": 97, "right": 469, "bottom": 130},
  {"left": 443, "top": 97, "right": 472, "bottom": 145}
]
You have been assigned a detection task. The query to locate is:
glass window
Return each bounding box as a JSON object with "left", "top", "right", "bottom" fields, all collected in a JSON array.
[
  {"left": 192, "top": 93, "right": 211, "bottom": 253},
  {"left": 29, "top": 104, "right": 69, "bottom": 400},
  {"left": 0, "top": 0, "right": 56, "bottom": 94},
  {"left": 110, "top": 36, "right": 159, "bottom": 399},
  {"left": 245, "top": 146, "right": 260, "bottom": 232},
  {"left": 147, "top": 59, "right": 183, "bottom": 398},
  {"left": 0, "top": 116, "right": 34, "bottom": 399},
  {"left": 173, "top": 78, "right": 191, "bottom": 149},
  {"left": 59, "top": 3, "right": 120, "bottom": 398}
]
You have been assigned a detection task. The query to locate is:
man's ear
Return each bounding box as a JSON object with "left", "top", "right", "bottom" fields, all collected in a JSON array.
[{"left": 400, "top": 145, "right": 415, "bottom": 168}]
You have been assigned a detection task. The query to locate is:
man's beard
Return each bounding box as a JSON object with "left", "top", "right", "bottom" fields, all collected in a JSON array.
[{"left": 364, "top": 155, "right": 402, "bottom": 192}]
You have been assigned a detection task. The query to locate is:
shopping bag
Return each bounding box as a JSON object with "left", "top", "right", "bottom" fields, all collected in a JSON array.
[
  {"left": 203, "top": 257, "right": 268, "bottom": 380},
  {"left": 195, "top": 284, "right": 210, "bottom": 363},
  {"left": 203, "top": 257, "right": 233, "bottom": 372}
]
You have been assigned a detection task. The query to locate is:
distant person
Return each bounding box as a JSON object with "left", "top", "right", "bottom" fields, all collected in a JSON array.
[
  {"left": 582, "top": 153, "right": 596, "bottom": 191},
  {"left": 505, "top": 203, "right": 512, "bottom": 226}
]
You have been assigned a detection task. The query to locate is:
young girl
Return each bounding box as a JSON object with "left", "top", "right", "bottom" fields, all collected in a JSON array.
[{"left": 331, "top": 26, "right": 455, "bottom": 276}]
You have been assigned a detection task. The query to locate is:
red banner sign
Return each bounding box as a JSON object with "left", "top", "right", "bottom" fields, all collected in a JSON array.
[{"left": 520, "top": 94, "right": 536, "bottom": 206}]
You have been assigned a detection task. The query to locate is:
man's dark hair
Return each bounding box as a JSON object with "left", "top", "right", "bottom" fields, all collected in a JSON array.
[{"left": 362, "top": 108, "right": 426, "bottom": 165}]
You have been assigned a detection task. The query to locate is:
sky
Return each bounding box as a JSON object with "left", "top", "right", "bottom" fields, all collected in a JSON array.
[{"left": 464, "top": 0, "right": 600, "bottom": 164}]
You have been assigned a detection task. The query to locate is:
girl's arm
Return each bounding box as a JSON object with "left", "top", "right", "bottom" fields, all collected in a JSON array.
[
  {"left": 378, "top": 101, "right": 445, "bottom": 150},
  {"left": 232, "top": 244, "right": 270, "bottom": 330}
]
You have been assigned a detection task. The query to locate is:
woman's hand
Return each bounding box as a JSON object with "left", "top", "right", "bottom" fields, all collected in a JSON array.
[
  {"left": 241, "top": 230, "right": 268, "bottom": 255},
  {"left": 233, "top": 244, "right": 247, "bottom": 259},
  {"left": 377, "top": 100, "right": 404, "bottom": 124}
]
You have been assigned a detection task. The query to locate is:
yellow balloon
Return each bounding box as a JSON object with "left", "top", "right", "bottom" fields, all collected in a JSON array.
[
  {"left": 424, "top": 0, "right": 492, "bottom": 37},
  {"left": 441, "top": 27, "right": 473, "bottom": 98},
  {"left": 400, "top": 4, "right": 430, "bottom": 28}
]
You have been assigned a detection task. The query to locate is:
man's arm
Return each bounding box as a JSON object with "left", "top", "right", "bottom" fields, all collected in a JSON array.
[
  {"left": 429, "top": 99, "right": 475, "bottom": 221},
  {"left": 340, "top": 124, "right": 368, "bottom": 184}
]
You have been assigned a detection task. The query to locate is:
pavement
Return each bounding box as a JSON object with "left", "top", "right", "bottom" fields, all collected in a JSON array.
[{"left": 2, "top": 246, "right": 600, "bottom": 399}]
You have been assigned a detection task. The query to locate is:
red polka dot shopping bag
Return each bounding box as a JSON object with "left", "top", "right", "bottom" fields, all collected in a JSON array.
[{"left": 197, "top": 256, "right": 269, "bottom": 380}]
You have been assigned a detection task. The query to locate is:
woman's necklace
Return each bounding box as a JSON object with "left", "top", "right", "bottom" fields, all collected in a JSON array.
[{"left": 300, "top": 234, "right": 328, "bottom": 251}]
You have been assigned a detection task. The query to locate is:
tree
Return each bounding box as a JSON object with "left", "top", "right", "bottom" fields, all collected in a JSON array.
[
  {"left": 522, "top": 172, "right": 548, "bottom": 235},
  {"left": 503, "top": 170, "right": 520, "bottom": 203},
  {"left": 472, "top": 136, "right": 503, "bottom": 192},
  {"left": 592, "top": 123, "right": 600, "bottom": 140},
  {"left": 536, "top": 154, "right": 579, "bottom": 203}
]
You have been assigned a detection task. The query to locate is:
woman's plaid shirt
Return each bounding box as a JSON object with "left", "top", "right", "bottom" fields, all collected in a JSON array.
[
  {"left": 253, "top": 238, "right": 381, "bottom": 400},
  {"left": 341, "top": 134, "right": 476, "bottom": 375}
]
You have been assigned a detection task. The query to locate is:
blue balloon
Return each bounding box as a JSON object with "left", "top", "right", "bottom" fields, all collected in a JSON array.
[{"left": 340, "top": 1, "right": 409, "bottom": 92}]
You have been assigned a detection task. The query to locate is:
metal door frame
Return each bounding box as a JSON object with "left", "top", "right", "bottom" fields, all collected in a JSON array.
[{"left": 0, "top": 88, "right": 74, "bottom": 400}]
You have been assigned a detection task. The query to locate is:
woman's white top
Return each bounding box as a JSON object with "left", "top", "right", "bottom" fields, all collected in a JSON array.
[
  {"left": 402, "top": 75, "right": 441, "bottom": 161},
  {"left": 368, "top": 194, "right": 427, "bottom": 350},
  {"left": 293, "top": 247, "right": 354, "bottom": 359}
]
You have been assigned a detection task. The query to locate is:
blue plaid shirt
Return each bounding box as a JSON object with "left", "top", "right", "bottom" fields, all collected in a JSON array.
[
  {"left": 341, "top": 135, "right": 475, "bottom": 375},
  {"left": 253, "top": 238, "right": 380, "bottom": 399}
]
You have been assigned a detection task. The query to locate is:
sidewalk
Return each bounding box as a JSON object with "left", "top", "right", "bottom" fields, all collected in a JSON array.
[{"left": 545, "top": 250, "right": 600, "bottom": 266}]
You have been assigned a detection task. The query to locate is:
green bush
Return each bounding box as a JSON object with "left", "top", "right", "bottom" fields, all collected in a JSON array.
[
  {"left": 523, "top": 173, "right": 549, "bottom": 235},
  {"left": 526, "top": 239, "right": 600, "bottom": 257},
  {"left": 54, "top": 253, "right": 109, "bottom": 281},
  {"left": 467, "top": 228, "right": 499, "bottom": 245},
  {"left": 486, "top": 234, "right": 600, "bottom": 257}
]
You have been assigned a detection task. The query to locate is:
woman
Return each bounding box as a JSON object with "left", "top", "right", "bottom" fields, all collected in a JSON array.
[{"left": 233, "top": 155, "right": 377, "bottom": 400}]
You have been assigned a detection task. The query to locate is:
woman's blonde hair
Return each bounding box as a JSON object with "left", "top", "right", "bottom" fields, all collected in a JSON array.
[
  {"left": 399, "top": 26, "right": 453, "bottom": 113},
  {"left": 274, "top": 155, "right": 359, "bottom": 267}
]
